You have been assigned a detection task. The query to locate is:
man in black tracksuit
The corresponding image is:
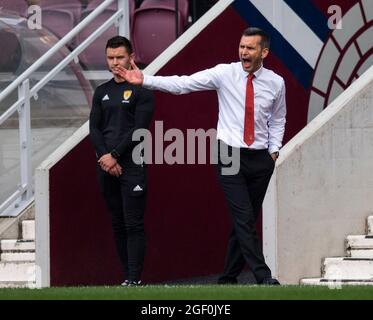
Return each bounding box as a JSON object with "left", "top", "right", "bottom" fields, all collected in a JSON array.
[{"left": 89, "top": 36, "right": 154, "bottom": 286}]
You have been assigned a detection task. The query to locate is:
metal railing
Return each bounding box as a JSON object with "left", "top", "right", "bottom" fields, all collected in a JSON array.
[{"left": 0, "top": 0, "right": 130, "bottom": 216}]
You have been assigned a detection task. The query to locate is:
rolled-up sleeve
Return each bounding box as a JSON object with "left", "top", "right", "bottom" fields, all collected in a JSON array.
[{"left": 268, "top": 79, "right": 286, "bottom": 154}]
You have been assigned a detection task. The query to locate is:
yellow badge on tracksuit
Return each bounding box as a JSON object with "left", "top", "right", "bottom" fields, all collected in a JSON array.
[{"left": 123, "top": 90, "right": 132, "bottom": 101}]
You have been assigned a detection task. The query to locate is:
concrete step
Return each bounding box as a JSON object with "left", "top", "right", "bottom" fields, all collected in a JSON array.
[
  {"left": 323, "top": 257, "right": 373, "bottom": 279},
  {"left": 347, "top": 235, "right": 373, "bottom": 249},
  {"left": 300, "top": 278, "right": 373, "bottom": 286},
  {"left": 0, "top": 252, "right": 35, "bottom": 262},
  {"left": 22, "top": 220, "right": 35, "bottom": 240},
  {"left": 0, "top": 203, "right": 35, "bottom": 240},
  {"left": 0, "top": 262, "right": 35, "bottom": 282},
  {"left": 368, "top": 216, "right": 373, "bottom": 235},
  {"left": 1, "top": 240, "right": 35, "bottom": 252},
  {"left": 347, "top": 249, "right": 373, "bottom": 258},
  {"left": 346, "top": 235, "right": 373, "bottom": 258},
  {"left": 0, "top": 281, "right": 36, "bottom": 288}
]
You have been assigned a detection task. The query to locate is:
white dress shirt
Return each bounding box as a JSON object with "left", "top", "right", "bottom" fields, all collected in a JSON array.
[{"left": 143, "top": 62, "right": 286, "bottom": 153}]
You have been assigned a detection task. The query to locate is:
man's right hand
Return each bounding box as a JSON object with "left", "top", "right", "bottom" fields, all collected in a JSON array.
[
  {"left": 108, "top": 163, "right": 123, "bottom": 177},
  {"left": 116, "top": 60, "right": 144, "bottom": 85},
  {"left": 98, "top": 153, "right": 117, "bottom": 172},
  {"left": 98, "top": 154, "right": 123, "bottom": 177}
]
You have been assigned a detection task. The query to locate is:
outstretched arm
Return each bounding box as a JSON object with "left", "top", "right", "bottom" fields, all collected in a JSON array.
[{"left": 118, "top": 59, "right": 222, "bottom": 95}]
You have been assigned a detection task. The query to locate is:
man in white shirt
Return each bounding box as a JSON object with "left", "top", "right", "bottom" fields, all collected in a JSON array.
[{"left": 117, "top": 27, "right": 286, "bottom": 285}]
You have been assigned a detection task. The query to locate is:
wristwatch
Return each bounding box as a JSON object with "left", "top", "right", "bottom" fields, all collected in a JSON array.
[{"left": 110, "top": 149, "right": 120, "bottom": 159}]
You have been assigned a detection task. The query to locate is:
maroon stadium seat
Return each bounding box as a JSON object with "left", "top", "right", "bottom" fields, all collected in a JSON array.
[
  {"left": 86, "top": 0, "right": 117, "bottom": 10},
  {"left": 1, "top": 0, "right": 28, "bottom": 16},
  {"left": 77, "top": 0, "right": 135, "bottom": 69},
  {"left": 77, "top": 8, "right": 117, "bottom": 69},
  {"left": 0, "top": 29, "right": 22, "bottom": 73},
  {"left": 131, "top": 0, "right": 188, "bottom": 65},
  {"left": 140, "top": 0, "right": 189, "bottom": 27},
  {"left": 41, "top": 9, "right": 76, "bottom": 45},
  {"left": 86, "top": 0, "right": 135, "bottom": 14},
  {"left": 40, "top": 0, "right": 83, "bottom": 24}
]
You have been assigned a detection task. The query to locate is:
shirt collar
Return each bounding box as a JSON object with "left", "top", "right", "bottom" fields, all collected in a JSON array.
[
  {"left": 240, "top": 64, "right": 264, "bottom": 79},
  {"left": 253, "top": 64, "right": 264, "bottom": 78}
]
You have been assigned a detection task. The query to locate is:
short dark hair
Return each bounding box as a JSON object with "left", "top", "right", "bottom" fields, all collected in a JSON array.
[
  {"left": 105, "top": 36, "right": 133, "bottom": 54},
  {"left": 242, "top": 27, "right": 270, "bottom": 49}
]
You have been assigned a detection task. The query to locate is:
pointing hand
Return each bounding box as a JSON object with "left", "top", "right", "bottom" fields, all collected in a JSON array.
[{"left": 117, "top": 60, "right": 144, "bottom": 85}]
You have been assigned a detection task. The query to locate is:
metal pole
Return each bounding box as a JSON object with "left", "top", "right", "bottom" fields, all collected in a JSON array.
[
  {"left": 18, "top": 80, "right": 33, "bottom": 201},
  {"left": 192, "top": 0, "right": 197, "bottom": 23},
  {"left": 118, "top": 0, "right": 130, "bottom": 38},
  {"left": 175, "top": 0, "right": 179, "bottom": 38}
]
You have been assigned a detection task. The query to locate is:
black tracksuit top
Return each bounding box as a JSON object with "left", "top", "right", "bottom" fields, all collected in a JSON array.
[{"left": 89, "top": 78, "right": 154, "bottom": 164}]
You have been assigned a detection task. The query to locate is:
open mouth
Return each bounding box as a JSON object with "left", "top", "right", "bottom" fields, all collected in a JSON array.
[{"left": 241, "top": 58, "right": 251, "bottom": 67}]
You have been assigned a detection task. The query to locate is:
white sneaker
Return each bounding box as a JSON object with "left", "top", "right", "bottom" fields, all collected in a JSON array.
[
  {"left": 121, "top": 280, "right": 130, "bottom": 286},
  {"left": 121, "top": 280, "right": 142, "bottom": 286}
]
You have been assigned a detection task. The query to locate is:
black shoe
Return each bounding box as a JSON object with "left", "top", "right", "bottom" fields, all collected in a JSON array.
[
  {"left": 260, "top": 277, "right": 280, "bottom": 285},
  {"left": 217, "top": 276, "right": 238, "bottom": 285}
]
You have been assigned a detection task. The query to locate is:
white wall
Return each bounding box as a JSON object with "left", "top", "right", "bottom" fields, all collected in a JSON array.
[{"left": 263, "top": 66, "right": 373, "bottom": 284}]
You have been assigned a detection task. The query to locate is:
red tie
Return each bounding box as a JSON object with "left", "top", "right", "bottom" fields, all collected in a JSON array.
[{"left": 244, "top": 74, "right": 255, "bottom": 146}]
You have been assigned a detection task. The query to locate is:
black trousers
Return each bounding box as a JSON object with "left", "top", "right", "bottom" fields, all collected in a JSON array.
[
  {"left": 97, "top": 164, "right": 147, "bottom": 282},
  {"left": 216, "top": 140, "right": 275, "bottom": 283}
]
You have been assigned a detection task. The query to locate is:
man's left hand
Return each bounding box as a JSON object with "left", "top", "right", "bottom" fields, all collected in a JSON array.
[
  {"left": 98, "top": 153, "right": 117, "bottom": 172},
  {"left": 271, "top": 152, "right": 279, "bottom": 161}
]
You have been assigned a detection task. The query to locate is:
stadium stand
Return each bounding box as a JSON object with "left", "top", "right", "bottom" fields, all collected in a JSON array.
[
  {"left": 140, "top": 0, "right": 189, "bottom": 27},
  {"left": 76, "top": 0, "right": 135, "bottom": 69},
  {"left": 1, "top": 0, "right": 28, "bottom": 16},
  {"left": 41, "top": 9, "right": 76, "bottom": 47},
  {"left": 0, "top": 30, "right": 22, "bottom": 73},
  {"left": 131, "top": 0, "right": 189, "bottom": 65},
  {"left": 77, "top": 8, "right": 118, "bottom": 68},
  {"left": 1, "top": 0, "right": 191, "bottom": 68},
  {"left": 41, "top": 0, "right": 83, "bottom": 23}
]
